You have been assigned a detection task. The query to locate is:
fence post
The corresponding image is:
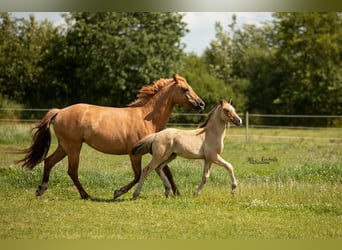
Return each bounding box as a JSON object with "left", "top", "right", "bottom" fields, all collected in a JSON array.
[{"left": 245, "top": 111, "right": 249, "bottom": 143}]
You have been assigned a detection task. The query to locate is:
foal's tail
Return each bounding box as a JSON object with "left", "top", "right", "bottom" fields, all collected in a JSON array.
[
  {"left": 17, "top": 109, "right": 60, "bottom": 170},
  {"left": 131, "top": 133, "right": 156, "bottom": 155}
]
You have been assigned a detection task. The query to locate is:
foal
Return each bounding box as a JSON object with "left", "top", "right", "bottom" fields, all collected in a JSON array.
[{"left": 131, "top": 99, "right": 242, "bottom": 200}]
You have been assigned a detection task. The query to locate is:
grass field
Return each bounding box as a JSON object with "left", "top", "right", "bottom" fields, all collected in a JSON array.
[{"left": 0, "top": 122, "right": 341, "bottom": 239}]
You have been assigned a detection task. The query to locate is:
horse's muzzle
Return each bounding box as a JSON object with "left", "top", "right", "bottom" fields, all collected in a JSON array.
[{"left": 195, "top": 100, "right": 205, "bottom": 111}]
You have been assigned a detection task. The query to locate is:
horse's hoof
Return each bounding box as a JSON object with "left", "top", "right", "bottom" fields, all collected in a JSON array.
[
  {"left": 35, "top": 183, "right": 48, "bottom": 197},
  {"left": 114, "top": 189, "right": 124, "bottom": 199}
]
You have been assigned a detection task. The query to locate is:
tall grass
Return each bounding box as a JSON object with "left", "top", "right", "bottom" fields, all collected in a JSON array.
[{"left": 0, "top": 123, "right": 341, "bottom": 239}]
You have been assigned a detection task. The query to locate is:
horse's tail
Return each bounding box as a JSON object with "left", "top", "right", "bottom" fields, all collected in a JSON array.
[
  {"left": 131, "top": 133, "right": 156, "bottom": 155},
  {"left": 17, "top": 108, "right": 60, "bottom": 170}
]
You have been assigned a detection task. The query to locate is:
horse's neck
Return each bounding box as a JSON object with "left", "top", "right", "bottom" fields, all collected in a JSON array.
[{"left": 143, "top": 92, "right": 175, "bottom": 131}]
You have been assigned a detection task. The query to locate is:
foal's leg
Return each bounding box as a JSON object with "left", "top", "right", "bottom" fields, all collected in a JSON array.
[
  {"left": 36, "top": 144, "right": 66, "bottom": 197},
  {"left": 156, "top": 165, "right": 172, "bottom": 198},
  {"left": 155, "top": 154, "right": 177, "bottom": 198},
  {"left": 132, "top": 155, "right": 166, "bottom": 200},
  {"left": 214, "top": 155, "right": 238, "bottom": 194},
  {"left": 114, "top": 154, "right": 141, "bottom": 199},
  {"left": 194, "top": 160, "right": 212, "bottom": 195}
]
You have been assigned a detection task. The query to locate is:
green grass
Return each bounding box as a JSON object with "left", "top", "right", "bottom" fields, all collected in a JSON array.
[{"left": 0, "top": 122, "right": 341, "bottom": 239}]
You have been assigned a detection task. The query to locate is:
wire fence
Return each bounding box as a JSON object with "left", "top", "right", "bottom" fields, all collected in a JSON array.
[{"left": 1, "top": 108, "right": 341, "bottom": 144}]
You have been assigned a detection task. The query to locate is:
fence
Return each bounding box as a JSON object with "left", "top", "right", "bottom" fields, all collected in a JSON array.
[
  {"left": 1, "top": 108, "right": 341, "bottom": 144},
  {"left": 169, "top": 112, "right": 342, "bottom": 143}
]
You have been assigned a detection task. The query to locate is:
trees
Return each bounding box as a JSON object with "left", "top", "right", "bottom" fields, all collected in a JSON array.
[
  {"left": 273, "top": 12, "right": 342, "bottom": 116},
  {"left": 0, "top": 12, "right": 188, "bottom": 108},
  {"left": 51, "top": 12, "right": 188, "bottom": 106},
  {"left": 203, "top": 12, "right": 342, "bottom": 120}
]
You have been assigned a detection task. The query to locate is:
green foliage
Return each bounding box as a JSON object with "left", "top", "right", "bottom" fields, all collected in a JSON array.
[
  {"left": 0, "top": 13, "right": 59, "bottom": 107},
  {"left": 180, "top": 53, "right": 233, "bottom": 110},
  {"left": 273, "top": 12, "right": 342, "bottom": 116},
  {"left": 0, "top": 95, "right": 23, "bottom": 120},
  {"left": 203, "top": 12, "right": 342, "bottom": 124},
  {"left": 0, "top": 12, "right": 188, "bottom": 108},
  {"left": 52, "top": 12, "right": 188, "bottom": 106}
]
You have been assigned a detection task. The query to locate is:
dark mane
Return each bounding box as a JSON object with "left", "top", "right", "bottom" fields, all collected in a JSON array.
[
  {"left": 128, "top": 78, "right": 175, "bottom": 107},
  {"left": 199, "top": 103, "right": 220, "bottom": 128}
]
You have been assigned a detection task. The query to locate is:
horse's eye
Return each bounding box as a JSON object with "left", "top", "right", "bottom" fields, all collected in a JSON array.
[{"left": 182, "top": 88, "right": 189, "bottom": 93}]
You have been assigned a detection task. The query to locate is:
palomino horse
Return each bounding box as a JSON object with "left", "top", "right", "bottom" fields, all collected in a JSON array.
[
  {"left": 18, "top": 74, "right": 205, "bottom": 199},
  {"left": 131, "top": 99, "right": 242, "bottom": 200}
]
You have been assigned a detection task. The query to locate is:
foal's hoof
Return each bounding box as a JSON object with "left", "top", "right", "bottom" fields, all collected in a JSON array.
[{"left": 231, "top": 184, "right": 237, "bottom": 195}]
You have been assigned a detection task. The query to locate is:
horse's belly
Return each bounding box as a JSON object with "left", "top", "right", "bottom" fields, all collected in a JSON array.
[{"left": 84, "top": 133, "right": 130, "bottom": 155}]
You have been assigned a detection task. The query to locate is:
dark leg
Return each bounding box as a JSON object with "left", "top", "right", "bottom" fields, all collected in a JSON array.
[
  {"left": 114, "top": 154, "right": 142, "bottom": 199},
  {"left": 162, "top": 165, "right": 180, "bottom": 196},
  {"left": 67, "top": 149, "right": 90, "bottom": 199},
  {"left": 36, "top": 144, "right": 66, "bottom": 197}
]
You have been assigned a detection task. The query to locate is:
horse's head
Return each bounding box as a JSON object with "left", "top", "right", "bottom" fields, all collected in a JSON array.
[
  {"left": 170, "top": 74, "right": 205, "bottom": 111},
  {"left": 220, "top": 99, "right": 242, "bottom": 126}
]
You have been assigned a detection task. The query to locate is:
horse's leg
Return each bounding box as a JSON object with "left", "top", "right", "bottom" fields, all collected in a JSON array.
[
  {"left": 66, "top": 147, "right": 90, "bottom": 199},
  {"left": 194, "top": 160, "right": 212, "bottom": 195},
  {"left": 162, "top": 165, "right": 180, "bottom": 196},
  {"left": 36, "top": 144, "right": 67, "bottom": 197},
  {"left": 114, "top": 154, "right": 141, "bottom": 199},
  {"left": 214, "top": 155, "right": 238, "bottom": 194}
]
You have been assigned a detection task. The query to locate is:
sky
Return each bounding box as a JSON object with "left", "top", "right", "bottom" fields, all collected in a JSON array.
[{"left": 11, "top": 12, "right": 273, "bottom": 55}]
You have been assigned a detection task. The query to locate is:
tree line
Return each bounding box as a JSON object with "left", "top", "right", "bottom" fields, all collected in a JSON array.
[{"left": 0, "top": 12, "right": 341, "bottom": 126}]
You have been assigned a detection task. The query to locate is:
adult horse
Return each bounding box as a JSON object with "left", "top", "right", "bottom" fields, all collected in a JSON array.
[
  {"left": 18, "top": 74, "right": 205, "bottom": 199},
  {"left": 131, "top": 99, "right": 241, "bottom": 200}
]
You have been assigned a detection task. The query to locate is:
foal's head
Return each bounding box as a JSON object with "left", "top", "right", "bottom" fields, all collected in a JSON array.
[
  {"left": 170, "top": 74, "right": 205, "bottom": 111},
  {"left": 220, "top": 99, "right": 242, "bottom": 126}
]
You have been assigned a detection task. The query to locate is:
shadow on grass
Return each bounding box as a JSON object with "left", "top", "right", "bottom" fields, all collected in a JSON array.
[{"left": 87, "top": 196, "right": 132, "bottom": 203}]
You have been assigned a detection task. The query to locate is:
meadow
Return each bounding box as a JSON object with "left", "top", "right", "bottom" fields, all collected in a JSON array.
[{"left": 0, "top": 122, "right": 341, "bottom": 239}]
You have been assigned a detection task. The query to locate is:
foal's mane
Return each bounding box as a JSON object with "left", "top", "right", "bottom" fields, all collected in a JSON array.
[
  {"left": 128, "top": 78, "right": 175, "bottom": 107},
  {"left": 199, "top": 103, "right": 220, "bottom": 128}
]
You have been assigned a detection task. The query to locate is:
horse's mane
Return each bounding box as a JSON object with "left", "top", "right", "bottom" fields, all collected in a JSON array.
[
  {"left": 199, "top": 103, "right": 220, "bottom": 128},
  {"left": 128, "top": 78, "right": 175, "bottom": 107}
]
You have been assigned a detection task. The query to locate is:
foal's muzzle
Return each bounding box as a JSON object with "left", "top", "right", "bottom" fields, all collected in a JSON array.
[{"left": 233, "top": 117, "right": 242, "bottom": 127}]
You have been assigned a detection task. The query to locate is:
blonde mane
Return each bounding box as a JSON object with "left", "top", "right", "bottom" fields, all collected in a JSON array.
[{"left": 128, "top": 78, "right": 175, "bottom": 107}]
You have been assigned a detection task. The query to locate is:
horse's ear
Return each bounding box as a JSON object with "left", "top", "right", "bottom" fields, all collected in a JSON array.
[
  {"left": 219, "top": 98, "right": 224, "bottom": 106},
  {"left": 173, "top": 74, "right": 179, "bottom": 83},
  {"left": 228, "top": 98, "right": 233, "bottom": 105}
]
